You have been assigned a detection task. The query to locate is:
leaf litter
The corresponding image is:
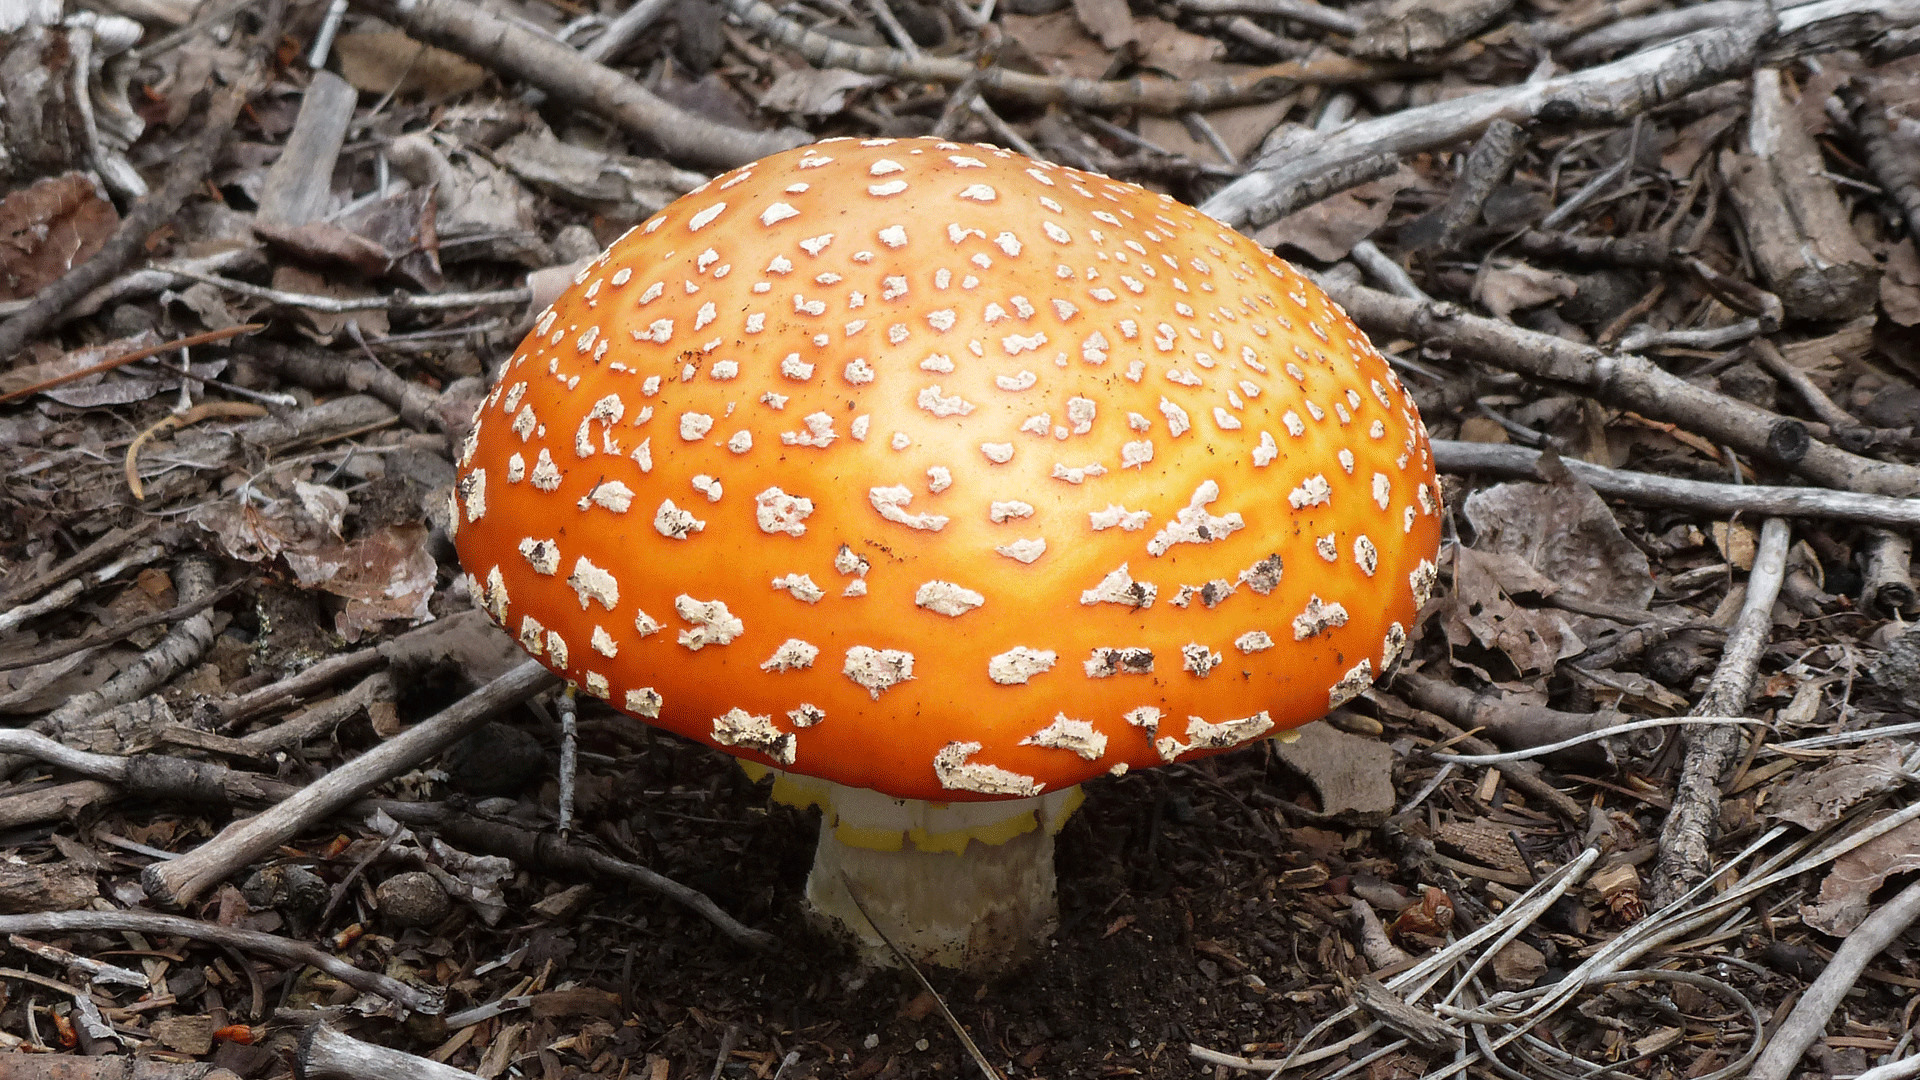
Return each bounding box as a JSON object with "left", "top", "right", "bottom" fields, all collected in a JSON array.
[{"left": 2, "top": 0, "right": 1920, "bottom": 1077}]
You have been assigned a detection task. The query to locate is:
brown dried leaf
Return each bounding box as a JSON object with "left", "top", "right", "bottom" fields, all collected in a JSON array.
[
  {"left": 1443, "top": 546, "right": 1585, "bottom": 675},
  {"left": 497, "top": 132, "right": 707, "bottom": 224},
  {"left": 0, "top": 172, "right": 118, "bottom": 300},
  {"left": 253, "top": 219, "right": 395, "bottom": 277},
  {"left": 1475, "top": 261, "right": 1579, "bottom": 320},
  {"left": 0, "top": 331, "right": 226, "bottom": 407},
  {"left": 282, "top": 523, "right": 437, "bottom": 642},
  {"left": 1000, "top": 10, "right": 1113, "bottom": 81},
  {"left": 1463, "top": 468, "right": 1654, "bottom": 610},
  {"left": 1804, "top": 810, "right": 1920, "bottom": 935},
  {"left": 1269, "top": 722, "right": 1395, "bottom": 820},
  {"left": 1711, "top": 520, "right": 1758, "bottom": 572},
  {"left": 1072, "top": 0, "right": 1136, "bottom": 51},
  {"left": 189, "top": 480, "right": 341, "bottom": 564},
  {"left": 334, "top": 30, "right": 487, "bottom": 99},
  {"left": 1135, "top": 18, "right": 1222, "bottom": 73},
  {"left": 385, "top": 135, "right": 540, "bottom": 259},
  {"left": 271, "top": 264, "right": 389, "bottom": 342},
  {"left": 1491, "top": 939, "right": 1546, "bottom": 989},
  {"left": 1764, "top": 743, "right": 1909, "bottom": 829},
  {"left": 1263, "top": 167, "right": 1416, "bottom": 262},
  {"left": 260, "top": 185, "right": 443, "bottom": 291},
  {"left": 756, "top": 68, "right": 883, "bottom": 117},
  {"left": 1661, "top": 108, "right": 1738, "bottom": 179}
]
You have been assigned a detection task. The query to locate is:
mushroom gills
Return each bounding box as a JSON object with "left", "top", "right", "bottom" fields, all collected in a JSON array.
[{"left": 768, "top": 769, "right": 1082, "bottom": 973}]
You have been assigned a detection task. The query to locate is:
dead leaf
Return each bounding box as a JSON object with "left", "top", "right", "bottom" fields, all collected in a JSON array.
[
  {"left": 1764, "top": 743, "right": 1909, "bottom": 830},
  {"left": 1268, "top": 722, "right": 1396, "bottom": 820},
  {"left": 756, "top": 68, "right": 882, "bottom": 116},
  {"left": 0, "top": 332, "right": 226, "bottom": 407},
  {"left": 1263, "top": 167, "right": 1417, "bottom": 262},
  {"left": 254, "top": 185, "right": 442, "bottom": 291},
  {"left": 1072, "top": 0, "right": 1135, "bottom": 51},
  {"left": 1711, "top": 520, "right": 1758, "bottom": 571},
  {"left": 497, "top": 132, "right": 707, "bottom": 224},
  {"left": 1135, "top": 19, "right": 1222, "bottom": 72},
  {"left": 385, "top": 134, "right": 540, "bottom": 261},
  {"left": 253, "top": 220, "right": 394, "bottom": 277},
  {"left": 334, "top": 30, "right": 488, "bottom": 99},
  {"left": 1001, "top": 10, "right": 1115, "bottom": 81},
  {"left": 1491, "top": 939, "right": 1546, "bottom": 989},
  {"left": 1442, "top": 546, "right": 1585, "bottom": 675},
  {"left": 1804, "top": 810, "right": 1920, "bottom": 935},
  {"left": 1457, "top": 417, "right": 1510, "bottom": 443},
  {"left": 281, "top": 523, "right": 437, "bottom": 642},
  {"left": 0, "top": 172, "right": 118, "bottom": 300},
  {"left": 1137, "top": 93, "right": 1299, "bottom": 166},
  {"left": 1476, "top": 260, "right": 1579, "bottom": 320},
  {"left": 270, "top": 264, "right": 388, "bottom": 342},
  {"left": 1463, "top": 470, "right": 1655, "bottom": 611},
  {"left": 1661, "top": 108, "right": 1738, "bottom": 179}
]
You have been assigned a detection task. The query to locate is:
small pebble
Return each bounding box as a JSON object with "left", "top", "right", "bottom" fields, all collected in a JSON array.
[{"left": 376, "top": 870, "right": 452, "bottom": 929}]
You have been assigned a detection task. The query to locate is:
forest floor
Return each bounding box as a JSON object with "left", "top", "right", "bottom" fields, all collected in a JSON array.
[{"left": 4, "top": 0, "right": 1920, "bottom": 1077}]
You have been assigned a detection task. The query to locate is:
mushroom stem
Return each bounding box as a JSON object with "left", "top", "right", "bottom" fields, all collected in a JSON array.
[{"left": 770, "top": 772, "right": 1082, "bottom": 973}]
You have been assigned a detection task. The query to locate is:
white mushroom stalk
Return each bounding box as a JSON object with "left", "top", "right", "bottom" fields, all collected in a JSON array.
[{"left": 764, "top": 768, "right": 1082, "bottom": 970}]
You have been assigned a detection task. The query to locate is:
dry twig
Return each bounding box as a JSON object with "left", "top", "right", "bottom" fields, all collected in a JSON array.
[
  {"left": 141, "top": 660, "right": 558, "bottom": 908},
  {"left": 348, "top": 0, "right": 806, "bottom": 166},
  {"left": 1652, "top": 518, "right": 1790, "bottom": 905}
]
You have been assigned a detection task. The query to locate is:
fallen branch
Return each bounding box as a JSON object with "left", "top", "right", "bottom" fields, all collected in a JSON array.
[
  {"left": 347, "top": 0, "right": 805, "bottom": 167},
  {"left": 142, "top": 659, "right": 558, "bottom": 909},
  {"left": 0, "top": 781, "right": 117, "bottom": 832},
  {"left": 1721, "top": 67, "right": 1880, "bottom": 319},
  {"left": 1202, "top": 23, "right": 1760, "bottom": 226},
  {"left": 1651, "top": 517, "right": 1790, "bottom": 907},
  {"left": 0, "top": 525, "right": 153, "bottom": 612},
  {"left": 1321, "top": 277, "right": 1920, "bottom": 497},
  {"left": 230, "top": 670, "right": 396, "bottom": 757},
  {"left": 0, "top": 910, "right": 438, "bottom": 1014},
  {"left": 1394, "top": 671, "right": 1594, "bottom": 823},
  {"left": 399, "top": 805, "right": 780, "bottom": 950},
  {"left": 250, "top": 340, "right": 448, "bottom": 433},
  {"left": 0, "top": 725, "right": 778, "bottom": 949},
  {"left": 725, "top": 0, "right": 1387, "bottom": 112},
  {"left": 8, "top": 558, "right": 224, "bottom": 781},
  {"left": 215, "top": 609, "right": 496, "bottom": 730},
  {"left": 0, "top": 1054, "right": 236, "bottom": 1080},
  {"left": 162, "top": 268, "right": 527, "bottom": 314},
  {"left": 1203, "top": 0, "right": 1920, "bottom": 228},
  {"left": 1430, "top": 441, "right": 1920, "bottom": 528}
]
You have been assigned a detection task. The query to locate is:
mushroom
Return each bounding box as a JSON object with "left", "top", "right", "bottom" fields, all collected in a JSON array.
[{"left": 449, "top": 137, "right": 1442, "bottom": 973}]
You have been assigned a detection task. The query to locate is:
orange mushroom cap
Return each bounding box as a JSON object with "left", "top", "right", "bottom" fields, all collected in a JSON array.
[{"left": 450, "top": 137, "right": 1442, "bottom": 802}]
